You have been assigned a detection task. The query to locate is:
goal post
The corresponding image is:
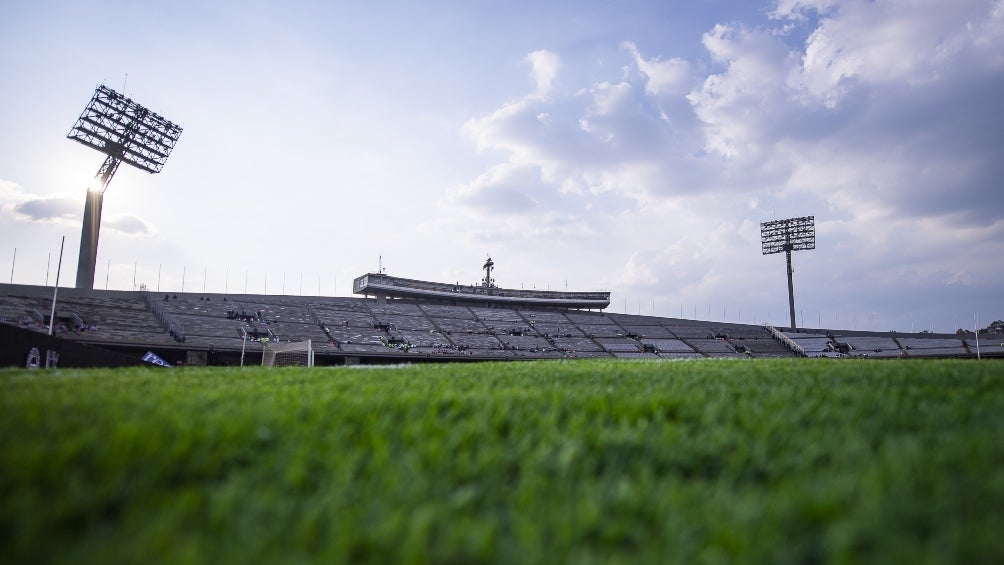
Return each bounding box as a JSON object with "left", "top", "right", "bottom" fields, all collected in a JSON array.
[{"left": 262, "top": 339, "right": 314, "bottom": 367}]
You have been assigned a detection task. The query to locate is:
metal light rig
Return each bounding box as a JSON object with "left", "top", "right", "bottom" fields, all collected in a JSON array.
[
  {"left": 67, "top": 84, "right": 183, "bottom": 289},
  {"left": 482, "top": 256, "right": 496, "bottom": 288},
  {"left": 761, "top": 216, "right": 815, "bottom": 331}
]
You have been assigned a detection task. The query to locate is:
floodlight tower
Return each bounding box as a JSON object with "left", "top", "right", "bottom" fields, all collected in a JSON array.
[
  {"left": 760, "top": 216, "right": 815, "bottom": 331},
  {"left": 67, "top": 84, "right": 183, "bottom": 289}
]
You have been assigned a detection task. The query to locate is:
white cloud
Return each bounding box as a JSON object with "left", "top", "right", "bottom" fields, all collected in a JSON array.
[
  {"left": 769, "top": 0, "right": 840, "bottom": 21},
  {"left": 443, "top": 0, "right": 1004, "bottom": 328},
  {"left": 685, "top": 1, "right": 1004, "bottom": 225},
  {"left": 0, "top": 179, "right": 19, "bottom": 199},
  {"left": 688, "top": 24, "right": 803, "bottom": 159},
  {"left": 794, "top": 0, "right": 1003, "bottom": 106},
  {"left": 460, "top": 57, "right": 711, "bottom": 205},
  {"left": 526, "top": 49, "right": 560, "bottom": 97},
  {"left": 0, "top": 180, "right": 80, "bottom": 224},
  {"left": 0, "top": 177, "right": 156, "bottom": 243},
  {"left": 446, "top": 161, "right": 543, "bottom": 215},
  {"left": 14, "top": 197, "right": 79, "bottom": 222},
  {"left": 623, "top": 42, "right": 696, "bottom": 97}
]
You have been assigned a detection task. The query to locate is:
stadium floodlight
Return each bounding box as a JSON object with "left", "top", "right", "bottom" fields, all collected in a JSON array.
[
  {"left": 761, "top": 216, "right": 815, "bottom": 331},
  {"left": 67, "top": 84, "right": 183, "bottom": 289}
]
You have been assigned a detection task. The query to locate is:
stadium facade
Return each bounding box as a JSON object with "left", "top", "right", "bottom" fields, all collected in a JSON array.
[{"left": 1, "top": 280, "right": 998, "bottom": 368}]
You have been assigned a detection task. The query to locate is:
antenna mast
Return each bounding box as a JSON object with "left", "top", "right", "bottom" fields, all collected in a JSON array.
[{"left": 482, "top": 256, "right": 495, "bottom": 288}]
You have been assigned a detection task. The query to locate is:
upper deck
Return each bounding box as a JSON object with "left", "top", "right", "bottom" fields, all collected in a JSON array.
[{"left": 353, "top": 273, "right": 611, "bottom": 310}]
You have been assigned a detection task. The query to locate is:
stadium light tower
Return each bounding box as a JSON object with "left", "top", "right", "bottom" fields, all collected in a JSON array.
[
  {"left": 761, "top": 216, "right": 815, "bottom": 331},
  {"left": 67, "top": 84, "right": 183, "bottom": 289}
]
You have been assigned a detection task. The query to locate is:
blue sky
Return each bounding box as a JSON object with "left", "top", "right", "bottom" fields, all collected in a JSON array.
[{"left": 1, "top": 0, "right": 1002, "bottom": 332}]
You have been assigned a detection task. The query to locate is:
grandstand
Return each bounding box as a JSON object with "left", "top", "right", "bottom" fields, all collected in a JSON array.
[
  {"left": 1, "top": 281, "right": 996, "bottom": 368},
  {"left": 353, "top": 272, "right": 611, "bottom": 309}
]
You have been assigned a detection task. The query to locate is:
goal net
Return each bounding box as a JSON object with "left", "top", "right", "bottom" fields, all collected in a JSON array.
[{"left": 262, "top": 339, "right": 314, "bottom": 367}]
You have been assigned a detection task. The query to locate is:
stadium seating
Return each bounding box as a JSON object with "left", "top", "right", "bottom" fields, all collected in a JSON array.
[
  {"left": 897, "top": 337, "right": 968, "bottom": 357},
  {"left": 639, "top": 338, "right": 694, "bottom": 353},
  {"left": 969, "top": 339, "right": 1004, "bottom": 356},
  {"left": 595, "top": 338, "right": 643, "bottom": 353},
  {"left": 551, "top": 336, "right": 606, "bottom": 354},
  {"left": 839, "top": 336, "right": 904, "bottom": 358},
  {"left": 1, "top": 283, "right": 996, "bottom": 364},
  {"left": 686, "top": 338, "right": 746, "bottom": 358},
  {"left": 781, "top": 332, "right": 838, "bottom": 357}
]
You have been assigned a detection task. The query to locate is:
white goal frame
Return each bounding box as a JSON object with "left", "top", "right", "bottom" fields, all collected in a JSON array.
[{"left": 262, "top": 339, "right": 315, "bottom": 367}]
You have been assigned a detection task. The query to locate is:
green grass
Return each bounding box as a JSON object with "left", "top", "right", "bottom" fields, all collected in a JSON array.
[{"left": 2, "top": 359, "right": 1003, "bottom": 564}]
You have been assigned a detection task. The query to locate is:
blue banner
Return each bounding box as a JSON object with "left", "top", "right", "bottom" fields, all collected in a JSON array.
[{"left": 141, "top": 351, "right": 173, "bottom": 367}]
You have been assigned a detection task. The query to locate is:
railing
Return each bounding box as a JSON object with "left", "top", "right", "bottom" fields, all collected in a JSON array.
[
  {"left": 765, "top": 323, "right": 805, "bottom": 357},
  {"left": 140, "top": 289, "right": 185, "bottom": 343}
]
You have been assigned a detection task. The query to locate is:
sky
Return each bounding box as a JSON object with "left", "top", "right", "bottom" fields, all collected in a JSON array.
[{"left": 1, "top": 0, "right": 1002, "bottom": 333}]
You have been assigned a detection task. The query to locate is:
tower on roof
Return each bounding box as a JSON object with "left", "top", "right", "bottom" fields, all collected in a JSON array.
[{"left": 482, "top": 256, "right": 495, "bottom": 288}]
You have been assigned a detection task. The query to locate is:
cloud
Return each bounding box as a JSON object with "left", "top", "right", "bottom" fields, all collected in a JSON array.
[
  {"left": 623, "top": 42, "right": 696, "bottom": 98},
  {"left": 794, "top": 0, "right": 1004, "bottom": 105},
  {"left": 0, "top": 179, "right": 19, "bottom": 198},
  {"left": 459, "top": 67, "right": 710, "bottom": 205},
  {"left": 443, "top": 0, "right": 1004, "bottom": 329},
  {"left": 688, "top": 23, "right": 806, "bottom": 163},
  {"left": 104, "top": 214, "right": 155, "bottom": 236},
  {"left": 13, "top": 197, "right": 79, "bottom": 222},
  {"left": 685, "top": 1, "right": 1004, "bottom": 225},
  {"left": 526, "top": 49, "right": 560, "bottom": 97},
  {"left": 1, "top": 180, "right": 80, "bottom": 224},
  {"left": 446, "top": 162, "right": 546, "bottom": 214},
  {"left": 466, "top": 1, "right": 1004, "bottom": 227},
  {"left": 1, "top": 178, "right": 155, "bottom": 236}
]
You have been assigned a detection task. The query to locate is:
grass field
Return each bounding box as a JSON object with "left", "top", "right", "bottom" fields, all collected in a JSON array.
[{"left": 2, "top": 359, "right": 1003, "bottom": 563}]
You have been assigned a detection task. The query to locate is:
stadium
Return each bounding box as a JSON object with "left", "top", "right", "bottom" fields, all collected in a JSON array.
[
  {"left": 4, "top": 264, "right": 1004, "bottom": 562},
  {"left": 2, "top": 260, "right": 1000, "bottom": 368},
  {"left": 3, "top": 46, "right": 1003, "bottom": 561},
  {"left": 4, "top": 84, "right": 1000, "bottom": 368}
]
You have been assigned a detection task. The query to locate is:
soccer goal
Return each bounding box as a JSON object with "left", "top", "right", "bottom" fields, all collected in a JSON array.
[{"left": 262, "top": 339, "right": 314, "bottom": 367}]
